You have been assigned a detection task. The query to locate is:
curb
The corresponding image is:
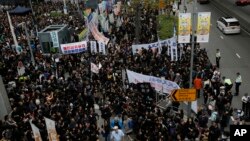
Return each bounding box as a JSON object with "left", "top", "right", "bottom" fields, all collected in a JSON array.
[{"left": 210, "top": 0, "right": 250, "bottom": 34}]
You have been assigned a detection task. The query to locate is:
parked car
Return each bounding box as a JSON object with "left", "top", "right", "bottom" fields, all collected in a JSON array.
[
  {"left": 235, "top": 0, "right": 250, "bottom": 6},
  {"left": 197, "top": 0, "right": 210, "bottom": 4},
  {"left": 216, "top": 17, "right": 241, "bottom": 34}
]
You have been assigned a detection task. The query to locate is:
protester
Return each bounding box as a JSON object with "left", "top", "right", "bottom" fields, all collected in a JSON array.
[{"left": 0, "top": 1, "right": 245, "bottom": 141}]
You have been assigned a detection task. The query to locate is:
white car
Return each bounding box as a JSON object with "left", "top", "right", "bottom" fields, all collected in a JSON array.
[{"left": 216, "top": 17, "right": 241, "bottom": 34}]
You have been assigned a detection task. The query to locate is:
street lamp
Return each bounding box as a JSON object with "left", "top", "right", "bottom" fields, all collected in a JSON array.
[
  {"left": 17, "top": 22, "right": 35, "bottom": 66},
  {"left": 187, "top": 0, "right": 197, "bottom": 117}
]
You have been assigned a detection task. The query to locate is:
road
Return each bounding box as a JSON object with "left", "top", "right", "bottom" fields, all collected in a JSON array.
[{"left": 184, "top": 1, "right": 250, "bottom": 109}]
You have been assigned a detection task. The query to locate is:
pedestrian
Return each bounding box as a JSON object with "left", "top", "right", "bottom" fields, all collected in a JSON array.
[
  {"left": 110, "top": 126, "right": 125, "bottom": 141},
  {"left": 241, "top": 93, "right": 248, "bottom": 115},
  {"left": 235, "top": 72, "right": 242, "bottom": 96},
  {"left": 222, "top": 76, "right": 233, "bottom": 94},
  {"left": 215, "top": 49, "right": 221, "bottom": 68},
  {"left": 194, "top": 75, "right": 203, "bottom": 98}
]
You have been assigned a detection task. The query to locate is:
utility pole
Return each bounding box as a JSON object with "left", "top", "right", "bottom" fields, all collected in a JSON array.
[
  {"left": 187, "top": 0, "right": 197, "bottom": 117},
  {"left": 29, "top": 0, "right": 38, "bottom": 37},
  {"left": 76, "top": 0, "right": 84, "bottom": 19},
  {"left": 19, "top": 22, "right": 35, "bottom": 66},
  {"left": 135, "top": 4, "right": 141, "bottom": 44}
]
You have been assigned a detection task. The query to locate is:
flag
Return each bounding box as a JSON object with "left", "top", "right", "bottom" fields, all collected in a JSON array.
[
  {"left": 196, "top": 12, "right": 211, "bottom": 43},
  {"left": 91, "top": 63, "right": 99, "bottom": 74},
  {"left": 44, "top": 117, "right": 59, "bottom": 141},
  {"left": 7, "top": 11, "right": 19, "bottom": 54},
  {"left": 30, "top": 121, "right": 42, "bottom": 141},
  {"left": 178, "top": 13, "right": 191, "bottom": 43}
]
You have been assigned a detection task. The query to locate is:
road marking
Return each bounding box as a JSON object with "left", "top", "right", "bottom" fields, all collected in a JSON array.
[
  {"left": 220, "top": 36, "right": 224, "bottom": 39},
  {"left": 236, "top": 53, "right": 241, "bottom": 59}
]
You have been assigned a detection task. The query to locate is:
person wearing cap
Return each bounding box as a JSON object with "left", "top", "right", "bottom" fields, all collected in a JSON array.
[
  {"left": 110, "top": 126, "right": 124, "bottom": 141},
  {"left": 235, "top": 72, "right": 242, "bottom": 96}
]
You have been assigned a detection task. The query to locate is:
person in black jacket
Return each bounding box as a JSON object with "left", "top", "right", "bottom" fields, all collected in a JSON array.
[{"left": 208, "top": 122, "right": 221, "bottom": 141}]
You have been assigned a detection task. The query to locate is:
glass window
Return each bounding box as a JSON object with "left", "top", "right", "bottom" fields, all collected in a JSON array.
[{"left": 229, "top": 22, "right": 240, "bottom": 26}]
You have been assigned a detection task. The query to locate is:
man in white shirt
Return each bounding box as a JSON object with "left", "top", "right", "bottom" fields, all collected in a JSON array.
[
  {"left": 110, "top": 126, "right": 124, "bottom": 141},
  {"left": 235, "top": 72, "right": 242, "bottom": 96}
]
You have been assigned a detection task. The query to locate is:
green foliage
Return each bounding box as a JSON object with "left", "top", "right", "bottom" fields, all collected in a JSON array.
[{"left": 157, "top": 14, "right": 177, "bottom": 39}]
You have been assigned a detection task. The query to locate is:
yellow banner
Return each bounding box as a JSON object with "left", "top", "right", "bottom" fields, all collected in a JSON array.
[
  {"left": 78, "top": 28, "right": 88, "bottom": 41},
  {"left": 196, "top": 12, "right": 211, "bottom": 43},
  {"left": 178, "top": 13, "right": 191, "bottom": 43}
]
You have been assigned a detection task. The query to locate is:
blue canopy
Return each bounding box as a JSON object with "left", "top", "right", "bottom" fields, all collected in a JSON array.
[{"left": 9, "top": 6, "right": 32, "bottom": 14}]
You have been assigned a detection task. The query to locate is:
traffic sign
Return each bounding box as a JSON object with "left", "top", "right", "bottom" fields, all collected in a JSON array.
[{"left": 170, "top": 89, "right": 197, "bottom": 102}]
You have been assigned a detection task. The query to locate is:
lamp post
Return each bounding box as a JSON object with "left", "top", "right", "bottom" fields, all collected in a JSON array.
[
  {"left": 135, "top": 3, "right": 141, "bottom": 44},
  {"left": 76, "top": 0, "right": 84, "bottom": 19},
  {"left": 29, "top": 0, "right": 38, "bottom": 37},
  {"left": 18, "top": 22, "right": 35, "bottom": 66},
  {"left": 63, "top": 0, "right": 68, "bottom": 14},
  {"left": 187, "top": 0, "right": 197, "bottom": 117}
]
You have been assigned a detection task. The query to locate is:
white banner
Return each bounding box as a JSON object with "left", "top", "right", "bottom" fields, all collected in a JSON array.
[
  {"left": 98, "top": 3, "right": 104, "bottom": 14},
  {"left": 178, "top": 13, "right": 191, "bottom": 43},
  {"left": 126, "top": 70, "right": 180, "bottom": 94},
  {"left": 196, "top": 12, "right": 211, "bottom": 43},
  {"left": 60, "top": 41, "right": 87, "bottom": 54},
  {"left": 98, "top": 41, "right": 106, "bottom": 55},
  {"left": 90, "top": 41, "right": 98, "bottom": 53},
  {"left": 170, "top": 41, "right": 178, "bottom": 61},
  {"left": 100, "top": 14, "right": 106, "bottom": 31},
  {"left": 132, "top": 42, "right": 161, "bottom": 55},
  {"left": 91, "top": 63, "right": 99, "bottom": 74},
  {"left": 132, "top": 36, "right": 177, "bottom": 55},
  {"left": 104, "top": 19, "right": 110, "bottom": 33},
  {"left": 50, "top": 31, "right": 59, "bottom": 48},
  {"left": 44, "top": 117, "right": 58, "bottom": 141},
  {"left": 30, "top": 121, "right": 43, "bottom": 141}
]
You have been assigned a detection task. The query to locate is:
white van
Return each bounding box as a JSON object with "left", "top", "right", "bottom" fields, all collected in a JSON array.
[{"left": 216, "top": 17, "right": 241, "bottom": 34}]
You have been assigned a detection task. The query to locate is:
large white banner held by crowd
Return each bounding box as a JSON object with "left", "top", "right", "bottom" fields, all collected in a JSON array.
[
  {"left": 44, "top": 117, "right": 59, "bottom": 141},
  {"left": 196, "top": 12, "right": 211, "bottom": 43},
  {"left": 178, "top": 13, "right": 191, "bottom": 43},
  {"left": 132, "top": 36, "right": 177, "bottom": 55},
  {"left": 60, "top": 41, "right": 87, "bottom": 54},
  {"left": 126, "top": 70, "right": 180, "bottom": 94},
  {"left": 30, "top": 121, "right": 42, "bottom": 141}
]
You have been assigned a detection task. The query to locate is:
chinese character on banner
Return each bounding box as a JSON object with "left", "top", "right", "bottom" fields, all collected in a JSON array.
[{"left": 98, "top": 41, "right": 106, "bottom": 55}]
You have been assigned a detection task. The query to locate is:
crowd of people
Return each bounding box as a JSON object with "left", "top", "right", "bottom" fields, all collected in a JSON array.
[{"left": 0, "top": 0, "right": 248, "bottom": 141}]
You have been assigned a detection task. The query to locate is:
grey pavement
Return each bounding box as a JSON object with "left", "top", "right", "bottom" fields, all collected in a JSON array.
[{"left": 210, "top": 0, "right": 250, "bottom": 33}]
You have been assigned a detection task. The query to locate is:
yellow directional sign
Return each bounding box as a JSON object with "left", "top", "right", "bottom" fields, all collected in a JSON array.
[{"left": 171, "top": 89, "right": 197, "bottom": 102}]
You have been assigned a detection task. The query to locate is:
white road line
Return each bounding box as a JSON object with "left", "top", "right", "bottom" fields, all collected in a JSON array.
[
  {"left": 236, "top": 53, "right": 241, "bottom": 59},
  {"left": 220, "top": 36, "right": 224, "bottom": 39}
]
